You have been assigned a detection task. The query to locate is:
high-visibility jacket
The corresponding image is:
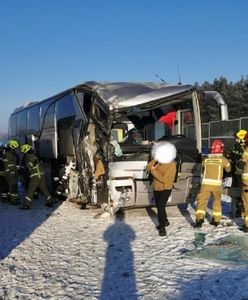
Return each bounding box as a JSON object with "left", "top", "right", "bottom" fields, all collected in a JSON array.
[
  {"left": 0, "top": 155, "right": 4, "bottom": 175},
  {"left": 201, "top": 154, "right": 231, "bottom": 190},
  {"left": 22, "top": 153, "right": 44, "bottom": 178},
  {"left": 231, "top": 142, "right": 244, "bottom": 161},
  {"left": 2, "top": 149, "right": 20, "bottom": 176},
  {"left": 241, "top": 149, "right": 248, "bottom": 185}
]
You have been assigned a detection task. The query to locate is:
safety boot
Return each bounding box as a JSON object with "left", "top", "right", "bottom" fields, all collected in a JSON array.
[
  {"left": 159, "top": 227, "right": 166, "bottom": 237},
  {"left": 46, "top": 200, "right": 54, "bottom": 208},
  {"left": 46, "top": 195, "right": 54, "bottom": 207},
  {"left": 210, "top": 219, "right": 220, "bottom": 227},
  {"left": 239, "top": 226, "right": 248, "bottom": 233},
  {"left": 193, "top": 219, "right": 204, "bottom": 228},
  {"left": 19, "top": 204, "right": 30, "bottom": 210},
  {"left": 156, "top": 220, "right": 170, "bottom": 230}
]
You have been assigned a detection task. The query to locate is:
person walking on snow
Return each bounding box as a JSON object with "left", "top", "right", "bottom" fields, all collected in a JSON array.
[
  {"left": 20, "top": 144, "right": 54, "bottom": 210},
  {"left": 194, "top": 139, "right": 231, "bottom": 228},
  {"left": 146, "top": 141, "right": 177, "bottom": 237}
]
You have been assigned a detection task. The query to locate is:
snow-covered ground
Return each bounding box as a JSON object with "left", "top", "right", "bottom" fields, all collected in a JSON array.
[{"left": 1, "top": 196, "right": 248, "bottom": 300}]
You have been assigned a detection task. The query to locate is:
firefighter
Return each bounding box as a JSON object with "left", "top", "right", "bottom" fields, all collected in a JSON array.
[
  {"left": 20, "top": 144, "right": 54, "bottom": 209},
  {"left": 227, "top": 129, "right": 247, "bottom": 217},
  {"left": 238, "top": 133, "right": 248, "bottom": 232},
  {"left": 194, "top": 139, "right": 231, "bottom": 228},
  {"left": 0, "top": 144, "right": 8, "bottom": 202},
  {"left": 228, "top": 129, "right": 247, "bottom": 182},
  {"left": 2, "top": 140, "right": 20, "bottom": 205},
  {"left": 230, "top": 129, "right": 247, "bottom": 162}
]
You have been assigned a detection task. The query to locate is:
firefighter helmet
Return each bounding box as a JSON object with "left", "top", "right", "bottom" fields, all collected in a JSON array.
[
  {"left": 236, "top": 129, "right": 247, "bottom": 142},
  {"left": 7, "top": 140, "right": 19, "bottom": 149},
  {"left": 210, "top": 139, "right": 224, "bottom": 154},
  {"left": 20, "top": 144, "right": 31, "bottom": 154}
]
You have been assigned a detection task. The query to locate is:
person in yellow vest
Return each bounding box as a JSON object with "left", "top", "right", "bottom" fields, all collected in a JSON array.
[
  {"left": 238, "top": 133, "right": 248, "bottom": 232},
  {"left": 147, "top": 141, "right": 177, "bottom": 237},
  {"left": 194, "top": 139, "right": 231, "bottom": 228}
]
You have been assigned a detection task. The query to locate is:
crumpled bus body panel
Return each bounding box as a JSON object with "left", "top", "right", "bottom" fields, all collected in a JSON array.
[
  {"left": 83, "top": 81, "right": 195, "bottom": 111},
  {"left": 8, "top": 81, "right": 227, "bottom": 212}
]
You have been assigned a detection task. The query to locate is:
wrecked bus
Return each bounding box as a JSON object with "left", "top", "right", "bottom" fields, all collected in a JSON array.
[{"left": 9, "top": 81, "right": 228, "bottom": 213}]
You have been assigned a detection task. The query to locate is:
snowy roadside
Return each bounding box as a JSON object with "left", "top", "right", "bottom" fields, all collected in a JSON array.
[{"left": 1, "top": 197, "right": 248, "bottom": 300}]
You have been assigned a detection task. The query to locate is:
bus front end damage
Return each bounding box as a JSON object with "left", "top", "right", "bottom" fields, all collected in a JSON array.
[{"left": 55, "top": 83, "right": 202, "bottom": 214}]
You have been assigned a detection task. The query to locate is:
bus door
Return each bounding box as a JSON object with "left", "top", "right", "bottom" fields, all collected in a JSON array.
[{"left": 38, "top": 102, "right": 57, "bottom": 159}]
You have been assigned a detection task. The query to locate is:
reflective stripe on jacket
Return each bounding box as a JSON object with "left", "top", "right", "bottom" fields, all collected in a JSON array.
[
  {"left": 23, "top": 153, "right": 44, "bottom": 179},
  {"left": 2, "top": 151, "right": 19, "bottom": 176},
  {"left": 201, "top": 154, "right": 231, "bottom": 188}
]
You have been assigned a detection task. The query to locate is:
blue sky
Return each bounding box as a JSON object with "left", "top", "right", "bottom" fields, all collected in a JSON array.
[{"left": 0, "top": 0, "right": 248, "bottom": 132}]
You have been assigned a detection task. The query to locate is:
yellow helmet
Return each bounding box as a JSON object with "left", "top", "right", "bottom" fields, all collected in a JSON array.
[
  {"left": 7, "top": 140, "right": 19, "bottom": 149},
  {"left": 20, "top": 144, "right": 31, "bottom": 154},
  {"left": 236, "top": 129, "right": 247, "bottom": 142}
]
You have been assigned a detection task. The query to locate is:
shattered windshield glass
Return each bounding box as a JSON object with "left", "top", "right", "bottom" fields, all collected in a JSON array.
[{"left": 188, "top": 234, "right": 248, "bottom": 264}]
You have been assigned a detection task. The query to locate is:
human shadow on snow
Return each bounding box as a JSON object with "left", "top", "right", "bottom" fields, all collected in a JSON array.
[
  {"left": 99, "top": 210, "right": 138, "bottom": 300},
  {"left": 0, "top": 196, "right": 58, "bottom": 260},
  {"left": 170, "top": 267, "right": 248, "bottom": 300}
]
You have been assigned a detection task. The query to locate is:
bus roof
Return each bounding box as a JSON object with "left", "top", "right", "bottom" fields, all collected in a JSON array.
[
  {"left": 12, "top": 81, "right": 195, "bottom": 114},
  {"left": 83, "top": 81, "right": 195, "bottom": 110}
]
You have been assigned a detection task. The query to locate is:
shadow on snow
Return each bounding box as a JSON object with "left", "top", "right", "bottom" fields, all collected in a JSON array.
[
  {"left": 99, "top": 210, "right": 138, "bottom": 300},
  {"left": 0, "top": 197, "right": 59, "bottom": 260},
  {"left": 170, "top": 267, "right": 248, "bottom": 300}
]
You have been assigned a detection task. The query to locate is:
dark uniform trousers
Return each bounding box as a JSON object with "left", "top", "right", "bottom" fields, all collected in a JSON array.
[
  {"left": 0, "top": 172, "right": 8, "bottom": 202},
  {"left": 154, "top": 189, "right": 172, "bottom": 228},
  {"left": 24, "top": 174, "right": 51, "bottom": 208},
  {"left": 3, "top": 151, "right": 19, "bottom": 204},
  {"left": 5, "top": 173, "right": 18, "bottom": 204}
]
